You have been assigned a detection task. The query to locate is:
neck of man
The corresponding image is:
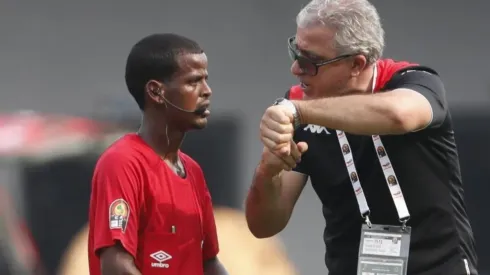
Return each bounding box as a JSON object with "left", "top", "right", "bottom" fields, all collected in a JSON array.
[{"left": 138, "top": 111, "right": 185, "bottom": 164}]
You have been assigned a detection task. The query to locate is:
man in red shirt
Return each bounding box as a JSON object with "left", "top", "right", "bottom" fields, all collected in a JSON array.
[{"left": 88, "top": 33, "right": 228, "bottom": 275}]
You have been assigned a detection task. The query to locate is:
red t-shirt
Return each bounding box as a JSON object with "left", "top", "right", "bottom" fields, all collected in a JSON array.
[{"left": 87, "top": 133, "right": 219, "bottom": 275}]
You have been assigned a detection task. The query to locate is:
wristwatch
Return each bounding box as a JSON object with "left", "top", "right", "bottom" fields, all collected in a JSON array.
[{"left": 273, "top": 98, "right": 301, "bottom": 129}]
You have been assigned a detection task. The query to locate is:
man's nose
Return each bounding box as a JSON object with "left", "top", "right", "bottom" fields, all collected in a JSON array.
[
  {"left": 202, "top": 81, "right": 212, "bottom": 98},
  {"left": 291, "top": 60, "right": 303, "bottom": 76}
]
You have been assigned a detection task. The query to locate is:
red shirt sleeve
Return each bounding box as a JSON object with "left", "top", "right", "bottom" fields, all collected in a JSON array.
[
  {"left": 201, "top": 180, "right": 219, "bottom": 261},
  {"left": 90, "top": 151, "right": 142, "bottom": 259}
]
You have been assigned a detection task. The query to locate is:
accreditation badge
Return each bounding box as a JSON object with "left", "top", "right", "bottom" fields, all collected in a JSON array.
[{"left": 357, "top": 224, "right": 411, "bottom": 275}]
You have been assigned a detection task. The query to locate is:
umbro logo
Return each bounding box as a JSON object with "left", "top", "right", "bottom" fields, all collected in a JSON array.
[
  {"left": 303, "top": 124, "right": 331, "bottom": 134},
  {"left": 150, "top": 250, "right": 172, "bottom": 268}
]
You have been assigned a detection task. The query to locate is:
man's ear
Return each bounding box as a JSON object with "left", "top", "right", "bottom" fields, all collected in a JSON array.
[
  {"left": 351, "top": 55, "right": 368, "bottom": 77},
  {"left": 145, "top": 80, "right": 164, "bottom": 104}
]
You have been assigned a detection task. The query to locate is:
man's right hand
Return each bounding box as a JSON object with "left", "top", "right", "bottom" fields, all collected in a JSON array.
[{"left": 258, "top": 141, "right": 309, "bottom": 176}]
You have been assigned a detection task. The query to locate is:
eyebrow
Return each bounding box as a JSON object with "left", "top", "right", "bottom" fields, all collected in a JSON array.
[
  {"left": 295, "top": 43, "right": 323, "bottom": 60},
  {"left": 300, "top": 50, "right": 322, "bottom": 60},
  {"left": 187, "top": 72, "right": 208, "bottom": 81}
]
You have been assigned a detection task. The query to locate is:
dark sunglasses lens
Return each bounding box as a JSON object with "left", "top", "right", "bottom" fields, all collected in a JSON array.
[
  {"left": 297, "top": 57, "right": 316, "bottom": 76},
  {"left": 288, "top": 37, "right": 316, "bottom": 75}
]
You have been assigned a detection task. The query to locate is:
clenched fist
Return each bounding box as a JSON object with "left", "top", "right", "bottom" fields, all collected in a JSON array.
[
  {"left": 260, "top": 105, "right": 297, "bottom": 156},
  {"left": 259, "top": 104, "right": 308, "bottom": 173}
]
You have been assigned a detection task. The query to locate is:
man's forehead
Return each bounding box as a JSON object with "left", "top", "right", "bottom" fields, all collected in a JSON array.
[
  {"left": 178, "top": 52, "right": 207, "bottom": 67},
  {"left": 176, "top": 53, "right": 208, "bottom": 74},
  {"left": 296, "top": 27, "right": 336, "bottom": 56}
]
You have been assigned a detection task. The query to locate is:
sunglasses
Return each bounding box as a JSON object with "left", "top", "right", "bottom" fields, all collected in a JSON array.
[{"left": 288, "top": 36, "right": 356, "bottom": 76}]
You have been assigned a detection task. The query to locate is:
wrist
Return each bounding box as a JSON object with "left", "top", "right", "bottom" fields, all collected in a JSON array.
[
  {"left": 256, "top": 162, "right": 281, "bottom": 179},
  {"left": 291, "top": 100, "right": 305, "bottom": 125}
]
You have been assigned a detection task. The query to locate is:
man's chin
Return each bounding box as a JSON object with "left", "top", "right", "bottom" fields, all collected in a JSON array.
[{"left": 190, "top": 117, "right": 208, "bottom": 130}]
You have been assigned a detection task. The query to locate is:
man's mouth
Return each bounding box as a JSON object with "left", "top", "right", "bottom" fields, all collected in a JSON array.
[
  {"left": 195, "top": 103, "right": 210, "bottom": 117},
  {"left": 300, "top": 82, "right": 309, "bottom": 89}
]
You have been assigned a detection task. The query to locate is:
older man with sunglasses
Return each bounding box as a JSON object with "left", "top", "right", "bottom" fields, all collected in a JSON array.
[{"left": 245, "top": 0, "right": 479, "bottom": 275}]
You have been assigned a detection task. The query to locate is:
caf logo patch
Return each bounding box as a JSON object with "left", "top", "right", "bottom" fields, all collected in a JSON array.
[{"left": 109, "top": 199, "right": 130, "bottom": 232}]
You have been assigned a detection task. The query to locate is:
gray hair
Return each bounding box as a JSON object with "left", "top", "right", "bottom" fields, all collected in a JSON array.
[{"left": 296, "top": 0, "right": 384, "bottom": 64}]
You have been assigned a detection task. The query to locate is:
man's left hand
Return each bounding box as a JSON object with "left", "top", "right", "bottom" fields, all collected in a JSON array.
[{"left": 259, "top": 105, "right": 295, "bottom": 156}]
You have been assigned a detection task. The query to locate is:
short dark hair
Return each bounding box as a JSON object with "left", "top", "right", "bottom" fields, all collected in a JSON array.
[{"left": 125, "top": 33, "right": 203, "bottom": 110}]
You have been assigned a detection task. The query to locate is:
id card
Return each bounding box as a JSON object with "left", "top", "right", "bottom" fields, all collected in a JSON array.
[{"left": 357, "top": 224, "right": 411, "bottom": 275}]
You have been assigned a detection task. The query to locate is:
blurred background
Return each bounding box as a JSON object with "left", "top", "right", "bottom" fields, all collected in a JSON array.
[{"left": 0, "top": 0, "right": 489, "bottom": 274}]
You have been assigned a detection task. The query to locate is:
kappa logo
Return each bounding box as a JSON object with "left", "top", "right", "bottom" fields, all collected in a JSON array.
[
  {"left": 303, "top": 124, "right": 331, "bottom": 134},
  {"left": 150, "top": 250, "right": 172, "bottom": 268}
]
